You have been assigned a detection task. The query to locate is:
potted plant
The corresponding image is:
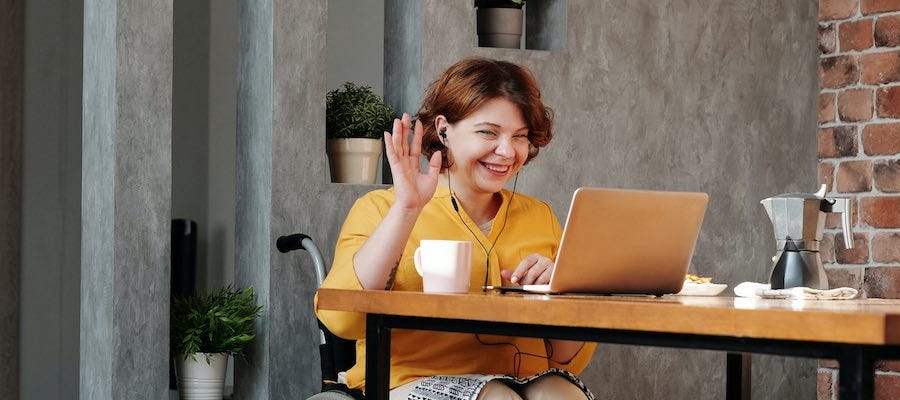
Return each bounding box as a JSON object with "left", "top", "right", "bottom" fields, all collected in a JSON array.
[
  {"left": 475, "top": 0, "right": 525, "bottom": 48},
  {"left": 326, "top": 82, "right": 395, "bottom": 184},
  {"left": 171, "top": 286, "right": 263, "bottom": 400}
]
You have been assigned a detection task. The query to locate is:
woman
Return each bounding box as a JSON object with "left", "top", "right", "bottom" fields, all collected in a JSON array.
[{"left": 316, "top": 58, "right": 596, "bottom": 400}]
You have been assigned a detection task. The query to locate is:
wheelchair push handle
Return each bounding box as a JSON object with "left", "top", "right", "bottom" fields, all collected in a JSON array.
[{"left": 276, "top": 233, "right": 327, "bottom": 288}]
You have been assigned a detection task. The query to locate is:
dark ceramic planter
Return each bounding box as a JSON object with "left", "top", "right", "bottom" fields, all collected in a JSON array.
[{"left": 476, "top": 7, "right": 523, "bottom": 49}]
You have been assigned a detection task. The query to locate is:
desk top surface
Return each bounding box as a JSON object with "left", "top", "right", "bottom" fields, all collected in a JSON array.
[{"left": 316, "top": 288, "right": 900, "bottom": 345}]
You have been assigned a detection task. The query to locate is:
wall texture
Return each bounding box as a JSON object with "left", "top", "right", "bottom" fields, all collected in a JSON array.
[
  {"left": 20, "top": 0, "right": 83, "bottom": 398},
  {"left": 414, "top": 1, "right": 820, "bottom": 398},
  {"left": 815, "top": 0, "right": 900, "bottom": 398},
  {"left": 248, "top": 0, "right": 821, "bottom": 398},
  {"left": 0, "top": 0, "right": 23, "bottom": 398},
  {"left": 80, "top": 0, "right": 173, "bottom": 398}
]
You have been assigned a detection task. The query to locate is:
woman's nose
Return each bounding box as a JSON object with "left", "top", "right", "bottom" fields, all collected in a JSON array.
[{"left": 495, "top": 138, "right": 515, "bottom": 158}]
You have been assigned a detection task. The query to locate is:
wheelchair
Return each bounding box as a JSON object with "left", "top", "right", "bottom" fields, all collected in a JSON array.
[{"left": 277, "top": 234, "right": 366, "bottom": 400}]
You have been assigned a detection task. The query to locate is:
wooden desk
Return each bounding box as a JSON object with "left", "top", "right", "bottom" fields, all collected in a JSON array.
[{"left": 316, "top": 289, "right": 900, "bottom": 400}]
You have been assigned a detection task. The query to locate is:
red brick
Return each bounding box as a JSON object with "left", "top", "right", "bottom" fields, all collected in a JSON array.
[
  {"left": 818, "top": 369, "right": 835, "bottom": 400},
  {"left": 826, "top": 196, "right": 859, "bottom": 228},
  {"left": 825, "top": 265, "right": 864, "bottom": 289},
  {"left": 875, "top": 372, "right": 900, "bottom": 399},
  {"left": 820, "top": 162, "right": 836, "bottom": 192},
  {"left": 861, "top": 196, "right": 900, "bottom": 227},
  {"left": 822, "top": 0, "right": 859, "bottom": 20},
  {"left": 862, "top": 0, "right": 900, "bottom": 15},
  {"left": 874, "top": 160, "right": 900, "bottom": 192},
  {"left": 836, "top": 232, "right": 869, "bottom": 263},
  {"left": 819, "top": 126, "right": 858, "bottom": 158},
  {"left": 860, "top": 51, "right": 900, "bottom": 84},
  {"left": 878, "top": 360, "right": 900, "bottom": 372},
  {"left": 862, "top": 123, "right": 900, "bottom": 155},
  {"left": 839, "top": 18, "right": 874, "bottom": 51},
  {"left": 875, "top": 14, "right": 900, "bottom": 47},
  {"left": 821, "top": 55, "right": 859, "bottom": 88},
  {"left": 872, "top": 232, "right": 900, "bottom": 262},
  {"left": 838, "top": 88, "right": 873, "bottom": 122},
  {"left": 836, "top": 160, "right": 873, "bottom": 192},
  {"left": 821, "top": 24, "right": 838, "bottom": 54},
  {"left": 876, "top": 86, "right": 900, "bottom": 119},
  {"left": 865, "top": 266, "right": 900, "bottom": 298},
  {"left": 820, "top": 92, "right": 837, "bottom": 123}
]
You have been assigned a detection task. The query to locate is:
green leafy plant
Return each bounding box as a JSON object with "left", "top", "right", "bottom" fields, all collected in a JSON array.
[
  {"left": 326, "top": 82, "right": 395, "bottom": 140},
  {"left": 171, "top": 286, "right": 264, "bottom": 362},
  {"left": 475, "top": 0, "right": 525, "bottom": 8}
]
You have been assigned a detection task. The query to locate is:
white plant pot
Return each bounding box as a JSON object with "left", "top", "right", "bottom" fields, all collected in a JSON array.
[
  {"left": 476, "top": 8, "right": 524, "bottom": 49},
  {"left": 326, "top": 138, "right": 383, "bottom": 184},
  {"left": 176, "top": 352, "right": 228, "bottom": 400}
]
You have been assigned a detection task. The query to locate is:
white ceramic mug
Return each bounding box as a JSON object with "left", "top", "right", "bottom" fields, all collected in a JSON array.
[{"left": 413, "top": 240, "right": 474, "bottom": 293}]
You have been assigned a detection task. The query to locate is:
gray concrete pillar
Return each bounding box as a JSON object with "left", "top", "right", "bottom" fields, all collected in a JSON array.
[
  {"left": 80, "top": 0, "right": 173, "bottom": 398},
  {"left": 0, "top": 0, "right": 23, "bottom": 398},
  {"left": 234, "top": 0, "right": 274, "bottom": 395},
  {"left": 384, "top": 0, "right": 423, "bottom": 116},
  {"left": 234, "top": 0, "right": 330, "bottom": 397}
]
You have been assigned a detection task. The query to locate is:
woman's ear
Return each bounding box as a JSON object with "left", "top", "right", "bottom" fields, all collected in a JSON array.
[
  {"left": 434, "top": 116, "right": 449, "bottom": 145},
  {"left": 434, "top": 115, "right": 448, "bottom": 133}
]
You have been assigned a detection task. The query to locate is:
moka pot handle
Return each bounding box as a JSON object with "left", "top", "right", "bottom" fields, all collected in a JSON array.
[{"left": 826, "top": 198, "right": 854, "bottom": 249}]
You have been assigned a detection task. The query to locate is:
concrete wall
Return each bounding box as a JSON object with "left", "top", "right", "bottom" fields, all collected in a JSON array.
[
  {"left": 19, "top": 0, "right": 83, "bottom": 398},
  {"left": 274, "top": 0, "right": 819, "bottom": 398},
  {"left": 80, "top": 0, "right": 173, "bottom": 398},
  {"left": 11, "top": 0, "right": 820, "bottom": 398}
]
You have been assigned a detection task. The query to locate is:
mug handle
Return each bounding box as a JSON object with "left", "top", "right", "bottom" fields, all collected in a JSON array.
[{"left": 413, "top": 247, "right": 424, "bottom": 277}]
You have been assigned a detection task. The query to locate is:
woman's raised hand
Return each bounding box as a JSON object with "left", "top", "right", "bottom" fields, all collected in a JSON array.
[{"left": 384, "top": 113, "right": 443, "bottom": 210}]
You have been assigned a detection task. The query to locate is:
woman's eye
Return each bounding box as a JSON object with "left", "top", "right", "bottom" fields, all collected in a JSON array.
[
  {"left": 514, "top": 134, "right": 529, "bottom": 141},
  {"left": 477, "top": 130, "right": 497, "bottom": 137}
]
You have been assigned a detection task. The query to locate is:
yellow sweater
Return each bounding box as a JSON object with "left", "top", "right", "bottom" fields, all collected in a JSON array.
[{"left": 314, "top": 186, "right": 596, "bottom": 391}]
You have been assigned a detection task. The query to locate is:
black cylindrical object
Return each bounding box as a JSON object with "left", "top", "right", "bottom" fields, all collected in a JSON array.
[{"left": 171, "top": 219, "right": 197, "bottom": 298}]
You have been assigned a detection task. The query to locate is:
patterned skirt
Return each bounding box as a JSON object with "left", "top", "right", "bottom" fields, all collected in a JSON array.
[{"left": 406, "top": 368, "right": 594, "bottom": 400}]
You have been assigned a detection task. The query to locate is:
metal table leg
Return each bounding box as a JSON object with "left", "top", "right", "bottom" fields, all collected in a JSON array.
[
  {"left": 838, "top": 347, "right": 875, "bottom": 400},
  {"left": 726, "top": 352, "right": 751, "bottom": 400},
  {"left": 366, "top": 314, "right": 391, "bottom": 400}
]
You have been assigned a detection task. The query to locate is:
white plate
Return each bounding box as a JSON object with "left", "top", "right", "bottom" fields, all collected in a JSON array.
[{"left": 676, "top": 282, "right": 728, "bottom": 296}]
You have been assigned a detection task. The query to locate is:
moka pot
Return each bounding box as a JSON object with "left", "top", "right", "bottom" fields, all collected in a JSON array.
[{"left": 760, "top": 185, "right": 853, "bottom": 290}]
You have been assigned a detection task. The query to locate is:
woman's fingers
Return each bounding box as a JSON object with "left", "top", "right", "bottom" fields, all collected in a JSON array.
[
  {"left": 409, "top": 119, "right": 423, "bottom": 165},
  {"left": 399, "top": 113, "right": 410, "bottom": 158},
  {"left": 510, "top": 254, "right": 554, "bottom": 285}
]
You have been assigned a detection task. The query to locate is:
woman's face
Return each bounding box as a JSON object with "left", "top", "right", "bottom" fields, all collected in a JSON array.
[{"left": 442, "top": 97, "right": 530, "bottom": 196}]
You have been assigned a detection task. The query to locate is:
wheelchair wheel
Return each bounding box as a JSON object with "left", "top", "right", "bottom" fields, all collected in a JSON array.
[{"left": 306, "top": 390, "right": 361, "bottom": 400}]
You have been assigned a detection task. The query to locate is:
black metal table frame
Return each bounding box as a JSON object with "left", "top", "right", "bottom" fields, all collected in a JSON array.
[{"left": 365, "top": 313, "right": 900, "bottom": 400}]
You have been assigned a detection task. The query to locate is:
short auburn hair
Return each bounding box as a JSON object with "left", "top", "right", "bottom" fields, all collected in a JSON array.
[{"left": 416, "top": 57, "right": 554, "bottom": 171}]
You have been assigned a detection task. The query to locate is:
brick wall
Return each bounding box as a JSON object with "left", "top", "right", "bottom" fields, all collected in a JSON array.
[{"left": 817, "top": 0, "right": 900, "bottom": 398}]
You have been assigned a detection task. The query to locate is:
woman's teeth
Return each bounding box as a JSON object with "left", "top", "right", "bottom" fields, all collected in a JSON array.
[{"left": 482, "top": 163, "right": 510, "bottom": 173}]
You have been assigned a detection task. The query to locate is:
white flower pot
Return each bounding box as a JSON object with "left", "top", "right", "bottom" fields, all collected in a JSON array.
[
  {"left": 476, "top": 8, "right": 524, "bottom": 49},
  {"left": 326, "top": 138, "right": 383, "bottom": 184},
  {"left": 176, "top": 352, "right": 228, "bottom": 400}
]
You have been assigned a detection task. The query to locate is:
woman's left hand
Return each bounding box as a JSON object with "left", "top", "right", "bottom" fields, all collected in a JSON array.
[{"left": 501, "top": 253, "right": 554, "bottom": 285}]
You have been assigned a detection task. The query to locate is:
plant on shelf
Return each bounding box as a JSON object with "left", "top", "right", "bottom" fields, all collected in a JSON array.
[
  {"left": 474, "top": 0, "right": 526, "bottom": 48},
  {"left": 325, "top": 82, "right": 395, "bottom": 184},
  {"left": 171, "top": 286, "right": 263, "bottom": 400}
]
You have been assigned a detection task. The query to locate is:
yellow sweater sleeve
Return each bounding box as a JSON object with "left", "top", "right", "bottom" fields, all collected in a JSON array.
[{"left": 314, "top": 192, "right": 389, "bottom": 340}]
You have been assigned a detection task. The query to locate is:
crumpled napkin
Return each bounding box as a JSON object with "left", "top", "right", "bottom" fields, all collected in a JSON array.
[{"left": 733, "top": 282, "right": 858, "bottom": 300}]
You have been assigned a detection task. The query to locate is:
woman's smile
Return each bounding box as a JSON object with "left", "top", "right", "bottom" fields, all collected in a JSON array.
[{"left": 481, "top": 161, "right": 512, "bottom": 175}]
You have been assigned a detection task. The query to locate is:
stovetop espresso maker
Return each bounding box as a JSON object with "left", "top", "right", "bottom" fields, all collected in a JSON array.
[{"left": 760, "top": 185, "right": 853, "bottom": 290}]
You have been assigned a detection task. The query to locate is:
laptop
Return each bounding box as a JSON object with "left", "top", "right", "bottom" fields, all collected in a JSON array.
[{"left": 489, "top": 187, "right": 708, "bottom": 295}]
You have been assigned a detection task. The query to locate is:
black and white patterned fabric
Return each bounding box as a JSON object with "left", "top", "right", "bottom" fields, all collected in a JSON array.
[{"left": 407, "top": 368, "right": 594, "bottom": 400}]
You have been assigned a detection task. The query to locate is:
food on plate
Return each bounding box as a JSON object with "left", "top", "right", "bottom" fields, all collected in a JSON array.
[{"left": 685, "top": 273, "right": 713, "bottom": 284}]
